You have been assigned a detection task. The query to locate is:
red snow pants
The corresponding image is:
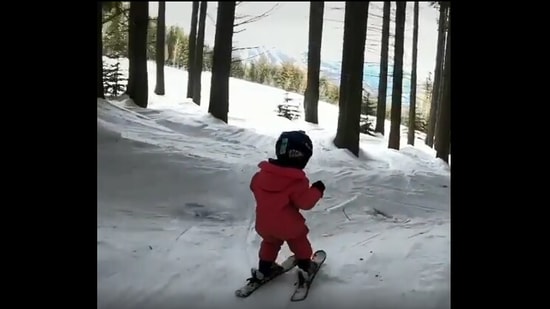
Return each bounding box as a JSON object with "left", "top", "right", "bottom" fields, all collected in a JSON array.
[{"left": 258, "top": 231, "right": 313, "bottom": 262}]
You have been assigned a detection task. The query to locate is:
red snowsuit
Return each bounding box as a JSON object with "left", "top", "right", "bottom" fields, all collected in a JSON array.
[{"left": 250, "top": 160, "right": 323, "bottom": 262}]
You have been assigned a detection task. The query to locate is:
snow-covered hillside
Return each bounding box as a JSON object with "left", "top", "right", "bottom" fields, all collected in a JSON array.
[{"left": 97, "top": 62, "right": 450, "bottom": 309}]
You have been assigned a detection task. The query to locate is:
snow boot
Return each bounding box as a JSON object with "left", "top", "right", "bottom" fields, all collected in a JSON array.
[
  {"left": 296, "top": 259, "right": 318, "bottom": 281},
  {"left": 248, "top": 260, "right": 284, "bottom": 283}
]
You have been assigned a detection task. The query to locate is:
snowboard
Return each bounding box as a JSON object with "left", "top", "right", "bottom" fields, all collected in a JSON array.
[
  {"left": 290, "top": 249, "right": 327, "bottom": 302},
  {"left": 235, "top": 255, "right": 297, "bottom": 298}
]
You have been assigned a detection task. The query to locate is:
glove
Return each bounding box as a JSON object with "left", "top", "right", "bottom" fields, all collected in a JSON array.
[{"left": 311, "top": 180, "right": 325, "bottom": 193}]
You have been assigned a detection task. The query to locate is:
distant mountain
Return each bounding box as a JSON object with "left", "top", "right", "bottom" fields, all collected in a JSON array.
[
  {"left": 233, "top": 46, "right": 297, "bottom": 67},
  {"left": 233, "top": 46, "right": 412, "bottom": 105}
]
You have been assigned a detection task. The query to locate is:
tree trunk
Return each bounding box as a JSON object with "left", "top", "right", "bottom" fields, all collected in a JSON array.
[
  {"left": 434, "top": 2, "right": 449, "bottom": 151},
  {"left": 303, "top": 1, "right": 324, "bottom": 124},
  {"left": 97, "top": 1, "right": 105, "bottom": 99},
  {"left": 154, "top": 1, "right": 166, "bottom": 95},
  {"left": 436, "top": 11, "right": 450, "bottom": 163},
  {"left": 374, "top": 1, "right": 390, "bottom": 134},
  {"left": 387, "top": 1, "right": 406, "bottom": 150},
  {"left": 126, "top": 1, "right": 148, "bottom": 108},
  {"left": 193, "top": 1, "right": 207, "bottom": 105},
  {"left": 407, "top": 2, "right": 419, "bottom": 146},
  {"left": 187, "top": 1, "right": 199, "bottom": 99},
  {"left": 333, "top": 1, "right": 369, "bottom": 157},
  {"left": 208, "top": 2, "right": 236, "bottom": 123},
  {"left": 426, "top": 2, "right": 448, "bottom": 147}
]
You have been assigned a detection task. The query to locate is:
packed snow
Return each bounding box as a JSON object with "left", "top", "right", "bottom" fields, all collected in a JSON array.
[{"left": 97, "top": 61, "right": 450, "bottom": 309}]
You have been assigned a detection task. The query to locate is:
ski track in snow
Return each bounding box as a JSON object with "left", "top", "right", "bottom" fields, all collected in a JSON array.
[{"left": 98, "top": 61, "right": 450, "bottom": 309}]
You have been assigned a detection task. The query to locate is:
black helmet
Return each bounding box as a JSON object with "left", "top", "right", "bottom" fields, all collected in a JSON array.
[{"left": 273, "top": 130, "right": 313, "bottom": 169}]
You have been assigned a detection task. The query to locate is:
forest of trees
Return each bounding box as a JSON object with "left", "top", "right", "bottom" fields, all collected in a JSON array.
[
  {"left": 98, "top": 1, "right": 451, "bottom": 163},
  {"left": 101, "top": 4, "right": 341, "bottom": 105}
]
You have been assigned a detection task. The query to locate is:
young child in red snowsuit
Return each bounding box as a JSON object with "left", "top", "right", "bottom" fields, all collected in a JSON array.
[{"left": 248, "top": 130, "right": 325, "bottom": 282}]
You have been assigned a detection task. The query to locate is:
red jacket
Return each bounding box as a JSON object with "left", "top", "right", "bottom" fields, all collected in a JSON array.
[{"left": 250, "top": 160, "right": 323, "bottom": 240}]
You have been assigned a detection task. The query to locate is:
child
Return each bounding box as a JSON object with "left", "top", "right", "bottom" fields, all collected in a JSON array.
[{"left": 248, "top": 130, "right": 325, "bottom": 283}]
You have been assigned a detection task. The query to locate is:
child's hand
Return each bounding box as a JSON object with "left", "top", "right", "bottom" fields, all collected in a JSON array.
[{"left": 312, "top": 180, "right": 325, "bottom": 194}]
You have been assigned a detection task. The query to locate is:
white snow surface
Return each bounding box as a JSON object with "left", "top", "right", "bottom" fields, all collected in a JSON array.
[{"left": 98, "top": 61, "right": 450, "bottom": 309}]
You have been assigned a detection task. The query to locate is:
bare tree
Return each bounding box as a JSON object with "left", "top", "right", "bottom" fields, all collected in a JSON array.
[
  {"left": 407, "top": 2, "right": 419, "bottom": 145},
  {"left": 126, "top": 2, "right": 148, "bottom": 108},
  {"left": 193, "top": 1, "right": 207, "bottom": 105},
  {"left": 304, "top": 2, "right": 324, "bottom": 124},
  {"left": 433, "top": 1, "right": 449, "bottom": 148},
  {"left": 98, "top": 1, "right": 104, "bottom": 99},
  {"left": 334, "top": 1, "right": 369, "bottom": 157},
  {"left": 154, "top": 1, "right": 166, "bottom": 95},
  {"left": 206, "top": 3, "right": 280, "bottom": 55},
  {"left": 231, "top": 2, "right": 280, "bottom": 59},
  {"left": 387, "top": 1, "right": 406, "bottom": 150},
  {"left": 208, "top": 2, "right": 236, "bottom": 123},
  {"left": 426, "top": 2, "right": 448, "bottom": 147},
  {"left": 233, "top": 2, "right": 280, "bottom": 34},
  {"left": 436, "top": 10, "right": 450, "bottom": 163},
  {"left": 187, "top": 1, "right": 199, "bottom": 98},
  {"left": 374, "top": 1, "right": 391, "bottom": 134}
]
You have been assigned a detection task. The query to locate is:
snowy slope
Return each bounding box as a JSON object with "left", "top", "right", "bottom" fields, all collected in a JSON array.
[{"left": 97, "top": 62, "right": 450, "bottom": 309}]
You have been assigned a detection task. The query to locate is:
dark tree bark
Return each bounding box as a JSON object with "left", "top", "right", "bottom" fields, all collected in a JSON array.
[
  {"left": 154, "top": 1, "right": 166, "bottom": 95},
  {"left": 98, "top": 1, "right": 105, "bottom": 99},
  {"left": 387, "top": 1, "right": 406, "bottom": 150},
  {"left": 333, "top": 1, "right": 369, "bottom": 157},
  {"left": 187, "top": 1, "right": 199, "bottom": 98},
  {"left": 303, "top": 1, "right": 324, "bottom": 124},
  {"left": 407, "top": 2, "right": 419, "bottom": 145},
  {"left": 426, "top": 2, "right": 448, "bottom": 147},
  {"left": 192, "top": 1, "right": 207, "bottom": 105},
  {"left": 126, "top": 1, "right": 149, "bottom": 108},
  {"left": 208, "top": 2, "right": 236, "bottom": 123},
  {"left": 374, "top": 1, "right": 390, "bottom": 134},
  {"left": 434, "top": 2, "right": 449, "bottom": 149},
  {"left": 436, "top": 11, "right": 450, "bottom": 163}
]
